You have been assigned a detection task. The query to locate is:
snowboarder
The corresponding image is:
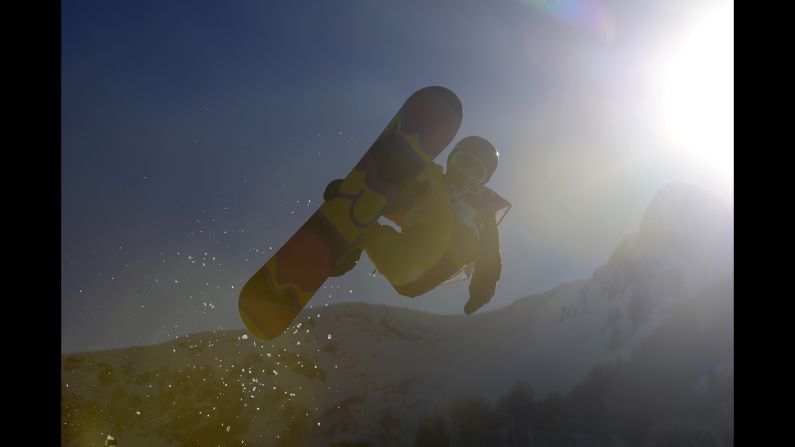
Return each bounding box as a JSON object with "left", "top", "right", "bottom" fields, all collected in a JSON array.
[
  {"left": 325, "top": 136, "right": 504, "bottom": 314},
  {"left": 239, "top": 86, "right": 464, "bottom": 339}
]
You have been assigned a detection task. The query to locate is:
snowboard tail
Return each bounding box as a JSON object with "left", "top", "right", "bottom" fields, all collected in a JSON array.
[{"left": 239, "top": 86, "right": 463, "bottom": 339}]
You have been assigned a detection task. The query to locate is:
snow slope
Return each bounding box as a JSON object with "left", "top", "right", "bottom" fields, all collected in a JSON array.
[{"left": 61, "top": 182, "right": 733, "bottom": 447}]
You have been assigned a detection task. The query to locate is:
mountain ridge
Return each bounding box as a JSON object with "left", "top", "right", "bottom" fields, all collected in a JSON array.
[{"left": 62, "top": 181, "right": 734, "bottom": 446}]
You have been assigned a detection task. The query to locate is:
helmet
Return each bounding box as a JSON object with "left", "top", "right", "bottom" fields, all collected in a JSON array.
[{"left": 447, "top": 136, "right": 498, "bottom": 185}]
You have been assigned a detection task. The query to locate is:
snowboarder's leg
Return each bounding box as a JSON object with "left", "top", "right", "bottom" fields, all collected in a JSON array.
[{"left": 361, "top": 173, "right": 455, "bottom": 294}]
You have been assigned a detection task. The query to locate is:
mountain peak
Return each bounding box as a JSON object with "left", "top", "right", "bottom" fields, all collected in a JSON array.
[
  {"left": 608, "top": 182, "right": 733, "bottom": 270},
  {"left": 641, "top": 182, "right": 732, "bottom": 241}
]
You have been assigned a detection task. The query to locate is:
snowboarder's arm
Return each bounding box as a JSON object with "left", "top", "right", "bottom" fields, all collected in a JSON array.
[{"left": 465, "top": 210, "right": 501, "bottom": 314}]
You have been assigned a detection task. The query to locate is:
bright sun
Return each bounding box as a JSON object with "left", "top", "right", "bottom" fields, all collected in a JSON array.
[{"left": 652, "top": 3, "right": 734, "bottom": 188}]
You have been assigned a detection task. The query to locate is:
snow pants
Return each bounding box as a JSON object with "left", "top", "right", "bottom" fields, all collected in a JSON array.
[{"left": 362, "top": 164, "right": 455, "bottom": 295}]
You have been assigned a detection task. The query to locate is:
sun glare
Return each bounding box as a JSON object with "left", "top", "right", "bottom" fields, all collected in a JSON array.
[{"left": 652, "top": 3, "right": 734, "bottom": 188}]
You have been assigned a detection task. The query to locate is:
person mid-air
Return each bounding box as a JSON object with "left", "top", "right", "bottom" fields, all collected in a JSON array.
[{"left": 325, "top": 136, "right": 508, "bottom": 315}]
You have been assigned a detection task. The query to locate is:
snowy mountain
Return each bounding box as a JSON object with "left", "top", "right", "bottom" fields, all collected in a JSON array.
[{"left": 61, "top": 182, "right": 733, "bottom": 447}]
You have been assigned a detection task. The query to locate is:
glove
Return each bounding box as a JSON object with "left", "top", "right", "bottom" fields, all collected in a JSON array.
[
  {"left": 464, "top": 281, "right": 495, "bottom": 315},
  {"left": 464, "top": 294, "right": 491, "bottom": 315}
]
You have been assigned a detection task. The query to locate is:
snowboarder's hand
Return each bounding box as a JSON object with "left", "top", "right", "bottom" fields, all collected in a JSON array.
[
  {"left": 464, "top": 281, "right": 496, "bottom": 315},
  {"left": 464, "top": 294, "right": 491, "bottom": 315}
]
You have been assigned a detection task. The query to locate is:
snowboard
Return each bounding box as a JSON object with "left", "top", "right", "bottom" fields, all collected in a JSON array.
[{"left": 239, "top": 86, "right": 463, "bottom": 339}]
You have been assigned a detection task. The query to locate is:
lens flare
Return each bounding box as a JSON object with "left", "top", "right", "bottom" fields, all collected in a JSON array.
[
  {"left": 518, "top": 0, "right": 616, "bottom": 41},
  {"left": 652, "top": 3, "right": 734, "bottom": 193}
]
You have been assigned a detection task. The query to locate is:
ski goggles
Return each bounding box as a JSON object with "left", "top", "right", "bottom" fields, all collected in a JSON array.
[{"left": 449, "top": 151, "right": 489, "bottom": 184}]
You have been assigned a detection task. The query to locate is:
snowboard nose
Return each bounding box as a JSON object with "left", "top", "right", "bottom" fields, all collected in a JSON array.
[{"left": 400, "top": 86, "right": 463, "bottom": 159}]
